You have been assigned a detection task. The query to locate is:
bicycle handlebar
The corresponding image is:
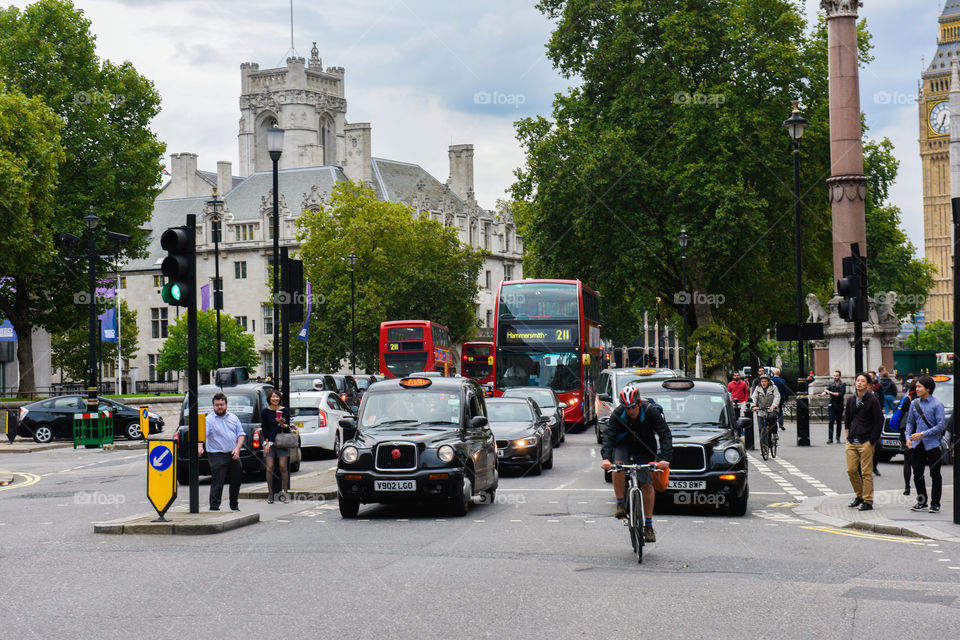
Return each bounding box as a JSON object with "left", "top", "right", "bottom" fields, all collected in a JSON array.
[{"left": 610, "top": 462, "right": 665, "bottom": 473}]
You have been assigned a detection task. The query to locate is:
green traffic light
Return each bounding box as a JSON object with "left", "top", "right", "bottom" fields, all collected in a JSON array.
[{"left": 161, "top": 282, "right": 187, "bottom": 305}]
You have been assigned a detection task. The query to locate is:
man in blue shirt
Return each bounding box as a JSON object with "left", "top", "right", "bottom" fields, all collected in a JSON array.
[
  {"left": 905, "top": 375, "right": 945, "bottom": 513},
  {"left": 198, "top": 392, "right": 245, "bottom": 511}
]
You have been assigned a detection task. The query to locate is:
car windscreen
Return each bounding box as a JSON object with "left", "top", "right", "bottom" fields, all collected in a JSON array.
[
  {"left": 503, "top": 388, "right": 556, "bottom": 408},
  {"left": 290, "top": 378, "right": 322, "bottom": 393},
  {"left": 646, "top": 392, "right": 730, "bottom": 429},
  {"left": 360, "top": 389, "right": 461, "bottom": 427},
  {"left": 487, "top": 402, "right": 534, "bottom": 423},
  {"left": 183, "top": 393, "right": 256, "bottom": 423}
]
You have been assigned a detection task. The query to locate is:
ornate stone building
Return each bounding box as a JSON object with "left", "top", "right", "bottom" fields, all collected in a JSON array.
[
  {"left": 919, "top": 2, "right": 960, "bottom": 323},
  {"left": 117, "top": 45, "right": 522, "bottom": 386}
]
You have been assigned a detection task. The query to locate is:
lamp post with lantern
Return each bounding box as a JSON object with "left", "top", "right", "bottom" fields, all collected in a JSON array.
[{"left": 267, "top": 124, "right": 284, "bottom": 384}]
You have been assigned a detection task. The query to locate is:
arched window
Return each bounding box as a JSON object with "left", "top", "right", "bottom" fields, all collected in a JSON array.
[
  {"left": 254, "top": 113, "right": 279, "bottom": 173},
  {"left": 319, "top": 114, "right": 336, "bottom": 165}
]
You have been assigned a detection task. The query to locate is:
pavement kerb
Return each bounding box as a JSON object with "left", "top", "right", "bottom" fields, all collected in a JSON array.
[
  {"left": 793, "top": 492, "right": 956, "bottom": 541},
  {"left": 238, "top": 469, "right": 338, "bottom": 501},
  {"left": 0, "top": 439, "right": 147, "bottom": 453},
  {"left": 94, "top": 511, "right": 259, "bottom": 535}
]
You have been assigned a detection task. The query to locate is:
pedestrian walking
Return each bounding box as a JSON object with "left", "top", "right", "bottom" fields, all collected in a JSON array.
[
  {"left": 262, "top": 389, "right": 296, "bottom": 504},
  {"left": 818, "top": 370, "right": 846, "bottom": 444},
  {"left": 727, "top": 371, "right": 749, "bottom": 420},
  {"left": 844, "top": 373, "right": 883, "bottom": 511},
  {"left": 199, "top": 392, "right": 245, "bottom": 512},
  {"left": 890, "top": 380, "right": 917, "bottom": 496},
  {"left": 905, "top": 375, "right": 946, "bottom": 513},
  {"left": 771, "top": 368, "right": 790, "bottom": 430},
  {"left": 878, "top": 366, "right": 898, "bottom": 414}
]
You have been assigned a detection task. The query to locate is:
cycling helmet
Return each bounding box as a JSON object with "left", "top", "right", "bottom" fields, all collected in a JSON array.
[{"left": 619, "top": 384, "right": 641, "bottom": 408}]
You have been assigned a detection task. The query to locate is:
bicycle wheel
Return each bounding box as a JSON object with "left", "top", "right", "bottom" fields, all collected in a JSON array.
[
  {"left": 630, "top": 488, "right": 644, "bottom": 563},
  {"left": 760, "top": 427, "right": 769, "bottom": 460},
  {"left": 771, "top": 431, "right": 778, "bottom": 458}
]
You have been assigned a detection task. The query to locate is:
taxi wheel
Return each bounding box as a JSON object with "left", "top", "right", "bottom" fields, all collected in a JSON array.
[
  {"left": 595, "top": 422, "right": 602, "bottom": 444},
  {"left": 333, "top": 432, "right": 341, "bottom": 456},
  {"left": 338, "top": 494, "right": 360, "bottom": 518},
  {"left": 124, "top": 420, "right": 143, "bottom": 440},
  {"left": 450, "top": 476, "right": 472, "bottom": 517},
  {"left": 728, "top": 485, "right": 749, "bottom": 517},
  {"left": 32, "top": 424, "right": 54, "bottom": 444}
]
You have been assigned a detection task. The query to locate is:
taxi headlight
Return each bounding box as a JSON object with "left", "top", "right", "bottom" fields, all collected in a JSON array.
[
  {"left": 438, "top": 445, "right": 455, "bottom": 463},
  {"left": 341, "top": 446, "right": 359, "bottom": 464},
  {"left": 513, "top": 437, "right": 537, "bottom": 448},
  {"left": 723, "top": 447, "right": 742, "bottom": 464}
]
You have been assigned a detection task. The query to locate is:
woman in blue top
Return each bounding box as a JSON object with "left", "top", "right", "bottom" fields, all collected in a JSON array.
[
  {"left": 262, "top": 389, "right": 294, "bottom": 504},
  {"left": 905, "top": 375, "right": 946, "bottom": 513}
]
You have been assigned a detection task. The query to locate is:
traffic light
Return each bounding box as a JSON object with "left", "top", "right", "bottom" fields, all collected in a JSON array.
[
  {"left": 160, "top": 226, "right": 194, "bottom": 306},
  {"left": 837, "top": 252, "right": 867, "bottom": 322},
  {"left": 283, "top": 256, "right": 305, "bottom": 323}
]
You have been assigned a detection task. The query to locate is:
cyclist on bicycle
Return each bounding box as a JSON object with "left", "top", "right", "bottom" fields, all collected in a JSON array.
[
  {"left": 600, "top": 384, "right": 673, "bottom": 542},
  {"left": 751, "top": 374, "right": 781, "bottom": 436}
]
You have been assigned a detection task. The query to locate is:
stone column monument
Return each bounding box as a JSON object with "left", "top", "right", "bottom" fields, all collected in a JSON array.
[{"left": 809, "top": 1, "right": 898, "bottom": 391}]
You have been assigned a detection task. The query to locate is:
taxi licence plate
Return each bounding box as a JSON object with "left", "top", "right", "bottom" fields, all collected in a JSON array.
[
  {"left": 374, "top": 480, "right": 416, "bottom": 492},
  {"left": 668, "top": 480, "right": 706, "bottom": 490},
  {"left": 881, "top": 439, "right": 899, "bottom": 447},
  {"left": 295, "top": 422, "right": 304, "bottom": 430}
]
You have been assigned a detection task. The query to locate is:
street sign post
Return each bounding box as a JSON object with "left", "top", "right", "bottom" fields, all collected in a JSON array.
[
  {"left": 147, "top": 440, "right": 177, "bottom": 521},
  {"left": 139, "top": 407, "right": 148, "bottom": 439}
]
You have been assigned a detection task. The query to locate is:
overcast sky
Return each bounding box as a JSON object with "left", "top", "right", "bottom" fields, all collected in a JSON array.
[{"left": 7, "top": 0, "right": 951, "bottom": 256}]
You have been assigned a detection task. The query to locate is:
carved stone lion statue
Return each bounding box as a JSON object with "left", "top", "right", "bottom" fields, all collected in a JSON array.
[
  {"left": 876, "top": 291, "right": 898, "bottom": 325},
  {"left": 805, "top": 294, "right": 827, "bottom": 323}
]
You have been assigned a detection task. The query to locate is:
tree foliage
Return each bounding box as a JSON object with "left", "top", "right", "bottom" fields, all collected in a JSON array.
[
  {"left": 0, "top": 0, "right": 164, "bottom": 393},
  {"left": 294, "top": 181, "right": 485, "bottom": 373},
  {"left": 514, "top": 1, "right": 932, "bottom": 373},
  {"left": 50, "top": 298, "right": 139, "bottom": 381},
  {"left": 690, "top": 322, "right": 735, "bottom": 373},
  {"left": 903, "top": 320, "right": 953, "bottom": 353},
  {"left": 157, "top": 310, "right": 259, "bottom": 376}
]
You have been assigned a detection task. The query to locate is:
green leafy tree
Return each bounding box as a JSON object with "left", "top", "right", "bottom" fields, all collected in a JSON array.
[
  {"left": 0, "top": 82, "right": 65, "bottom": 386},
  {"left": 903, "top": 320, "right": 953, "bottom": 353},
  {"left": 690, "top": 323, "right": 735, "bottom": 374},
  {"left": 0, "top": 0, "right": 164, "bottom": 393},
  {"left": 157, "top": 310, "right": 259, "bottom": 381},
  {"left": 50, "top": 298, "right": 138, "bottom": 381},
  {"left": 294, "top": 180, "right": 484, "bottom": 373}
]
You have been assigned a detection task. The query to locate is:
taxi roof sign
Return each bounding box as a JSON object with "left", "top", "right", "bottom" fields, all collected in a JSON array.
[
  {"left": 635, "top": 368, "right": 657, "bottom": 374},
  {"left": 662, "top": 378, "right": 695, "bottom": 390},
  {"left": 932, "top": 375, "right": 951, "bottom": 382},
  {"left": 399, "top": 377, "right": 432, "bottom": 388}
]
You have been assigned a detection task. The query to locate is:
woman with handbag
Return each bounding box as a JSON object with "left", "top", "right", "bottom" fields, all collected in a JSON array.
[{"left": 262, "top": 389, "right": 297, "bottom": 504}]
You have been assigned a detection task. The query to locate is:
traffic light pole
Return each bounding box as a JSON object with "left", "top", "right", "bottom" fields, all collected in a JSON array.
[
  {"left": 186, "top": 214, "right": 199, "bottom": 514},
  {"left": 951, "top": 197, "right": 960, "bottom": 525}
]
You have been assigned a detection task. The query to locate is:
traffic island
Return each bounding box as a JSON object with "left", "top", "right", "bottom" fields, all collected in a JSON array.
[
  {"left": 0, "top": 440, "right": 72, "bottom": 454},
  {"left": 94, "top": 509, "right": 259, "bottom": 535},
  {"left": 239, "top": 468, "right": 338, "bottom": 501}
]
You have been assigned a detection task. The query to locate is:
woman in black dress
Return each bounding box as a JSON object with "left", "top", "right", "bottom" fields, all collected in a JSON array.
[{"left": 262, "top": 389, "right": 294, "bottom": 503}]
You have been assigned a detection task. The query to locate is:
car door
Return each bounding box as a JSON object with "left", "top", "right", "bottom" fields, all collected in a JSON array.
[
  {"left": 530, "top": 400, "right": 548, "bottom": 459},
  {"left": 466, "top": 390, "right": 494, "bottom": 489},
  {"left": 597, "top": 371, "right": 613, "bottom": 421},
  {"left": 51, "top": 396, "right": 86, "bottom": 437},
  {"left": 325, "top": 393, "right": 351, "bottom": 447}
]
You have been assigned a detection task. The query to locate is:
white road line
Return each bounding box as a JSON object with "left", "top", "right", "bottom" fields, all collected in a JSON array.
[
  {"left": 748, "top": 454, "right": 808, "bottom": 499},
  {"left": 770, "top": 457, "right": 839, "bottom": 496}
]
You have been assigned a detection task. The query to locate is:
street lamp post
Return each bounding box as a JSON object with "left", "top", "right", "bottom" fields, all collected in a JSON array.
[
  {"left": 344, "top": 251, "right": 359, "bottom": 374},
  {"left": 678, "top": 228, "right": 689, "bottom": 376},
  {"left": 267, "top": 124, "right": 284, "bottom": 384},
  {"left": 207, "top": 189, "right": 223, "bottom": 368},
  {"left": 784, "top": 100, "right": 811, "bottom": 447},
  {"left": 84, "top": 211, "right": 100, "bottom": 411}
]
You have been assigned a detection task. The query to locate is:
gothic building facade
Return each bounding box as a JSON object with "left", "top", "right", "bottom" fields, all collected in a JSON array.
[{"left": 117, "top": 45, "right": 523, "bottom": 386}]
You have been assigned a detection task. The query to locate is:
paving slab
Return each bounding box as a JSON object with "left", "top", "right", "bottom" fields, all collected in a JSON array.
[
  {"left": 94, "top": 509, "right": 259, "bottom": 535},
  {"left": 795, "top": 487, "right": 960, "bottom": 543},
  {"left": 239, "top": 467, "right": 338, "bottom": 500},
  {"left": 0, "top": 440, "right": 72, "bottom": 453}
]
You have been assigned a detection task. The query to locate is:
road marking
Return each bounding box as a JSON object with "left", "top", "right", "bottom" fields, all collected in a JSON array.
[
  {"left": 799, "top": 525, "right": 927, "bottom": 545},
  {"left": 0, "top": 472, "right": 41, "bottom": 492},
  {"left": 748, "top": 455, "right": 807, "bottom": 498},
  {"left": 766, "top": 502, "right": 800, "bottom": 508},
  {"left": 769, "top": 457, "right": 839, "bottom": 496}
]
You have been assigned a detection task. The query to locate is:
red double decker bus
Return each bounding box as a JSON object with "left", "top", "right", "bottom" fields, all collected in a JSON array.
[
  {"left": 379, "top": 320, "right": 455, "bottom": 379},
  {"left": 494, "top": 279, "right": 601, "bottom": 427},
  {"left": 461, "top": 341, "right": 494, "bottom": 386}
]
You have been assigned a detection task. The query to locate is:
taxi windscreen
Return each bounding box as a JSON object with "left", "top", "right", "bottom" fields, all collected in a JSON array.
[
  {"left": 646, "top": 392, "right": 730, "bottom": 429},
  {"left": 361, "top": 389, "right": 461, "bottom": 427},
  {"left": 487, "top": 402, "right": 535, "bottom": 423}
]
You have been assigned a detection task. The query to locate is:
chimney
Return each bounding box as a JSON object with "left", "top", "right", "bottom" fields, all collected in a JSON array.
[
  {"left": 170, "top": 152, "right": 198, "bottom": 181},
  {"left": 447, "top": 144, "right": 474, "bottom": 200},
  {"left": 217, "top": 161, "right": 233, "bottom": 196},
  {"left": 343, "top": 123, "right": 372, "bottom": 185}
]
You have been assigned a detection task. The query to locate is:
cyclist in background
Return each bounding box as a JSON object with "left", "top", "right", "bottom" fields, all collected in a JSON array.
[
  {"left": 751, "top": 374, "right": 781, "bottom": 441},
  {"left": 601, "top": 384, "right": 673, "bottom": 542}
]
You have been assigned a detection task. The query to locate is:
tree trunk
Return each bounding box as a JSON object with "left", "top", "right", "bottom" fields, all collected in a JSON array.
[{"left": 14, "top": 319, "right": 36, "bottom": 397}]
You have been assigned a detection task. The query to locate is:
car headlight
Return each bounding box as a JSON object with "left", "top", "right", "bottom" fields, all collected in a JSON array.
[
  {"left": 723, "top": 448, "right": 742, "bottom": 464},
  {"left": 341, "top": 446, "right": 359, "bottom": 464},
  {"left": 438, "top": 445, "right": 455, "bottom": 463},
  {"left": 513, "top": 437, "right": 537, "bottom": 448}
]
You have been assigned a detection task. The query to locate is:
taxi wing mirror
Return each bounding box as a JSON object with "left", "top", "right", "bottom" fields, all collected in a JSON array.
[
  {"left": 598, "top": 393, "right": 612, "bottom": 403},
  {"left": 469, "top": 415, "right": 488, "bottom": 429},
  {"left": 339, "top": 417, "right": 358, "bottom": 441},
  {"left": 737, "top": 417, "right": 751, "bottom": 433}
]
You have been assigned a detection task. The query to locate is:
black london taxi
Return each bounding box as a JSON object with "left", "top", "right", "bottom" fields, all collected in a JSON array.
[
  {"left": 606, "top": 377, "right": 750, "bottom": 516},
  {"left": 595, "top": 367, "right": 678, "bottom": 443},
  {"left": 336, "top": 374, "right": 499, "bottom": 518}
]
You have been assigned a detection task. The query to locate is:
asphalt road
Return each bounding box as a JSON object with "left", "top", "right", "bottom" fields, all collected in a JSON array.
[{"left": 1, "top": 426, "right": 958, "bottom": 639}]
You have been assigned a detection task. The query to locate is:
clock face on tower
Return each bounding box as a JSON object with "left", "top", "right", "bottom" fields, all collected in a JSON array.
[{"left": 930, "top": 100, "right": 950, "bottom": 135}]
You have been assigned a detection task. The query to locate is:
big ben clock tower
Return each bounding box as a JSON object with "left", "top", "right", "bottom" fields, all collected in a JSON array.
[{"left": 920, "top": 2, "right": 960, "bottom": 323}]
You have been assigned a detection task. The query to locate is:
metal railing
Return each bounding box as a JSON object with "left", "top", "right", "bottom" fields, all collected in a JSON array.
[{"left": 135, "top": 380, "right": 180, "bottom": 394}]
